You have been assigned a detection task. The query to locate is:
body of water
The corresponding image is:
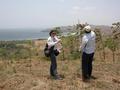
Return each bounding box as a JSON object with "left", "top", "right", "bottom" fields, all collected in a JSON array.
[{"left": 0, "top": 29, "right": 49, "bottom": 41}]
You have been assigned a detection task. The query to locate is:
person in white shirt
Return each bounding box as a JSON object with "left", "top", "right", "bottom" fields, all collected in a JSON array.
[
  {"left": 80, "top": 25, "right": 96, "bottom": 82},
  {"left": 47, "top": 30, "right": 62, "bottom": 80}
]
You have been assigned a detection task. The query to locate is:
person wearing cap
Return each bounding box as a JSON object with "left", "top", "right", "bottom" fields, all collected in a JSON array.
[
  {"left": 47, "top": 30, "right": 62, "bottom": 80},
  {"left": 80, "top": 25, "right": 96, "bottom": 82}
]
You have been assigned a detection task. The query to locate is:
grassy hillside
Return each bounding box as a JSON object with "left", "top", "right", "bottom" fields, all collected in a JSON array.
[
  {"left": 0, "top": 36, "right": 120, "bottom": 90},
  {"left": 0, "top": 23, "right": 120, "bottom": 90}
]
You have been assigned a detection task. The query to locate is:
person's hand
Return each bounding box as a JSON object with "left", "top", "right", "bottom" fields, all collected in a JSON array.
[
  {"left": 57, "top": 39, "right": 61, "bottom": 43},
  {"left": 78, "top": 48, "right": 81, "bottom": 52},
  {"left": 79, "top": 46, "right": 81, "bottom": 52}
]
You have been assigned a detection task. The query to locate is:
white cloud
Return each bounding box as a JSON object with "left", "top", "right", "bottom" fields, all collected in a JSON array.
[
  {"left": 72, "top": 6, "right": 81, "bottom": 10},
  {"left": 71, "top": 6, "right": 96, "bottom": 15},
  {"left": 83, "top": 6, "right": 96, "bottom": 11},
  {"left": 71, "top": 6, "right": 81, "bottom": 15},
  {"left": 59, "top": 0, "right": 65, "bottom": 2}
]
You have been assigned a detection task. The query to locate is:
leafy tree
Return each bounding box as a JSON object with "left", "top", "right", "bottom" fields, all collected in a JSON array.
[{"left": 95, "top": 28, "right": 106, "bottom": 61}]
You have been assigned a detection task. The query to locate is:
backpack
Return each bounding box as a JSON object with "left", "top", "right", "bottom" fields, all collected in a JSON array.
[
  {"left": 54, "top": 49, "right": 59, "bottom": 56},
  {"left": 44, "top": 43, "right": 50, "bottom": 57},
  {"left": 44, "top": 43, "right": 60, "bottom": 57}
]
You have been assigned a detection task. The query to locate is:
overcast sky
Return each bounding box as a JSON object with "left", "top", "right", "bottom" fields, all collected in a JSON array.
[{"left": 0, "top": 0, "right": 120, "bottom": 29}]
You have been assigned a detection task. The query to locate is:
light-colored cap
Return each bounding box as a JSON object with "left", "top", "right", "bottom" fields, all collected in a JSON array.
[{"left": 84, "top": 25, "right": 91, "bottom": 32}]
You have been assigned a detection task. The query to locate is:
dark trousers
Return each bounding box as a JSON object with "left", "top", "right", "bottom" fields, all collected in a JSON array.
[
  {"left": 49, "top": 51, "right": 58, "bottom": 76},
  {"left": 82, "top": 52, "right": 94, "bottom": 79}
]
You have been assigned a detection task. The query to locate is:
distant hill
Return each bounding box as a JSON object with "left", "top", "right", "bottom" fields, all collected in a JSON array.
[
  {"left": 91, "top": 25, "right": 112, "bottom": 35},
  {"left": 42, "top": 25, "right": 112, "bottom": 36}
]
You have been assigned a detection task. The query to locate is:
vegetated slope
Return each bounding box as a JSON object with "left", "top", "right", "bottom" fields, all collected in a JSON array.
[{"left": 0, "top": 40, "right": 120, "bottom": 90}]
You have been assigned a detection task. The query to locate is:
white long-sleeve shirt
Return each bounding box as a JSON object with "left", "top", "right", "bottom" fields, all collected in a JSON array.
[
  {"left": 47, "top": 36, "right": 61, "bottom": 50},
  {"left": 80, "top": 31, "right": 96, "bottom": 54}
]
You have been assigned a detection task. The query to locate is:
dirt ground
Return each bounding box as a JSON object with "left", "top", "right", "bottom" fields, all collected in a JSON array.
[
  {"left": 0, "top": 40, "right": 120, "bottom": 90},
  {"left": 0, "top": 57, "right": 120, "bottom": 90}
]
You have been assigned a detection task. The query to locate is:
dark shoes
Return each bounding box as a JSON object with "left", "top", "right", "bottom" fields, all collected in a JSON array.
[
  {"left": 90, "top": 76, "right": 97, "bottom": 79},
  {"left": 82, "top": 76, "right": 97, "bottom": 82},
  {"left": 82, "top": 78, "right": 90, "bottom": 83},
  {"left": 51, "top": 75, "right": 63, "bottom": 80},
  {"left": 82, "top": 76, "right": 90, "bottom": 83}
]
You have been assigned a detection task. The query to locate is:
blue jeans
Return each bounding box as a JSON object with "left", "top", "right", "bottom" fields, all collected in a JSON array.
[
  {"left": 82, "top": 52, "right": 94, "bottom": 79},
  {"left": 49, "top": 49, "right": 58, "bottom": 76}
]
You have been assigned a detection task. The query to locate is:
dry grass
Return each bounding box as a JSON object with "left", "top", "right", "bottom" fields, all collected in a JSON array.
[
  {"left": 0, "top": 57, "right": 120, "bottom": 90},
  {"left": 0, "top": 40, "right": 120, "bottom": 90}
]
